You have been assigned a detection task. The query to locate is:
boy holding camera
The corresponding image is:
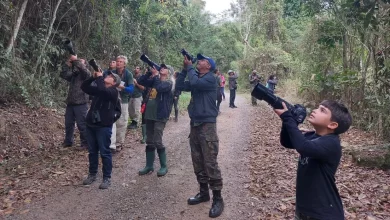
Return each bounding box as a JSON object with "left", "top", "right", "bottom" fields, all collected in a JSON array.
[
  {"left": 274, "top": 100, "right": 352, "bottom": 220},
  {"left": 80, "top": 70, "right": 122, "bottom": 189}
]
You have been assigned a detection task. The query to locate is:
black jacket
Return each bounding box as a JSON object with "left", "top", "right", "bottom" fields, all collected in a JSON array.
[{"left": 81, "top": 77, "right": 121, "bottom": 127}]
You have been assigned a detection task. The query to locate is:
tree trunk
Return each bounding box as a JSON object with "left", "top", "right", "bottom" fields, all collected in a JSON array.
[
  {"left": 342, "top": 31, "right": 348, "bottom": 71},
  {"left": 41, "top": 0, "right": 63, "bottom": 53},
  {"left": 35, "top": 0, "right": 63, "bottom": 74},
  {"left": 4, "top": 0, "right": 29, "bottom": 56}
]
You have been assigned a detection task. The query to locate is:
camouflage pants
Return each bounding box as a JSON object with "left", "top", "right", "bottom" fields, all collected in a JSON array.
[{"left": 189, "top": 123, "right": 223, "bottom": 190}]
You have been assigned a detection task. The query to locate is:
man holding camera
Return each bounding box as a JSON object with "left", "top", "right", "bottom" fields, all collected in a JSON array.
[
  {"left": 249, "top": 70, "right": 262, "bottom": 106},
  {"left": 80, "top": 70, "right": 121, "bottom": 189},
  {"left": 60, "top": 55, "right": 91, "bottom": 149},
  {"left": 128, "top": 66, "right": 144, "bottom": 129},
  {"left": 109, "top": 55, "right": 134, "bottom": 151},
  {"left": 176, "top": 54, "right": 224, "bottom": 218}
]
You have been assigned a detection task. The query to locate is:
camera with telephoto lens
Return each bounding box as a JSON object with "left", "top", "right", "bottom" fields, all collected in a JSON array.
[
  {"left": 88, "top": 59, "right": 100, "bottom": 72},
  {"left": 91, "top": 110, "right": 101, "bottom": 124},
  {"left": 180, "top": 49, "right": 197, "bottom": 63},
  {"left": 251, "top": 83, "right": 307, "bottom": 124},
  {"left": 63, "top": 39, "right": 76, "bottom": 55},
  {"left": 140, "top": 54, "right": 161, "bottom": 71}
]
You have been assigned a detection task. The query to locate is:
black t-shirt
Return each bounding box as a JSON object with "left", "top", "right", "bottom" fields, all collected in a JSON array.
[{"left": 280, "top": 111, "right": 344, "bottom": 220}]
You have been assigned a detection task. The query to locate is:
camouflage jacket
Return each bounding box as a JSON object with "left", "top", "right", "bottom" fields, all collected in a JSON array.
[{"left": 60, "top": 60, "right": 91, "bottom": 105}]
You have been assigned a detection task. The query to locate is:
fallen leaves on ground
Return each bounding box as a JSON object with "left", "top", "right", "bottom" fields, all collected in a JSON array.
[{"left": 0, "top": 104, "right": 141, "bottom": 216}]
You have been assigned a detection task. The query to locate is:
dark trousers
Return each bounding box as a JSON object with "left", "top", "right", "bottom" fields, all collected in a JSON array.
[
  {"left": 190, "top": 123, "right": 222, "bottom": 190},
  {"left": 145, "top": 119, "right": 167, "bottom": 151},
  {"left": 64, "top": 104, "right": 88, "bottom": 145},
  {"left": 220, "top": 87, "right": 225, "bottom": 100},
  {"left": 86, "top": 126, "right": 112, "bottom": 179},
  {"left": 229, "top": 89, "right": 236, "bottom": 107},
  {"left": 216, "top": 93, "right": 222, "bottom": 111},
  {"left": 173, "top": 97, "right": 179, "bottom": 119}
]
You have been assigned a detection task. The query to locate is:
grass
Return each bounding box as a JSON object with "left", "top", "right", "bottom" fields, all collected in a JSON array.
[{"left": 177, "top": 92, "right": 191, "bottom": 113}]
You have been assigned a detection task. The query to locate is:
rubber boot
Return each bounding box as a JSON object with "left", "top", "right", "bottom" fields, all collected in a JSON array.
[
  {"left": 157, "top": 148, "right": 168, "bottom": 177},
  {"left": 140, "top": 124, "right": 146, "bottom": 144},
  {"left": 187, "top": 183, "right": 210, "bottom": 205},
  {"left": 138, "top": 149, "right": 155, "bottom": 175},
  {"left": 209, "top": 190, "right": 224, "bottom": 218}
]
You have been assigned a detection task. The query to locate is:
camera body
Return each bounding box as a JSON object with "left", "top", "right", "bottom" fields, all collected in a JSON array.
[
  {"left": 64, "top": 39, "right": 76, "bottom": 55},
  {"left": 140, "top": 54, "right": 161, "bottom": 71},
  {"left": 181, "top": 49, "right": 197, "bottom": 63},
  {"left": 91, "top": 110, "right": 101, "bottom": 124},
  {"left": 251, "top": 83, "right": 307, "bottom": 124}
]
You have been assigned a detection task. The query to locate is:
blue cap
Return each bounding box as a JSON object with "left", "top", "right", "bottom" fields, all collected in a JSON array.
[{"left": 197, "top": 53, "right": 216, "bottom": 71}]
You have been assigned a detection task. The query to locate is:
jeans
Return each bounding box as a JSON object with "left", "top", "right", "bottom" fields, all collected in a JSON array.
[
  {"left": 86, "top": 126, "right": 113, "bottom": 179},
  {"left": 64, "top": 104, "right": 88, "bottom": 145},
  {"left": 229, "top": 89, "right": 236, "bottom": 107},
  {"left": 220, "top": 87, "right": 225, "bottom": 100}
]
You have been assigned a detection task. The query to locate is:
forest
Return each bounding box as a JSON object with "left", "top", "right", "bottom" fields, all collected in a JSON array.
[{"left": 1, "top": 0, "right": 390, "bottom": 140}]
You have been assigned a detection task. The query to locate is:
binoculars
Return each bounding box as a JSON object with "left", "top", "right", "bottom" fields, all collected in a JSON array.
[
  {"left": 64, "top": 39, "right": 76, "bottom": 55},
  {"left": 140, "top": 54, "right": 161, "bottom": 71},
  {"left": 181, "top": 49, "right": 197, "bottom": 63},
  {"left": 251, "top": 83, "right": 307, "bottom": 124}
]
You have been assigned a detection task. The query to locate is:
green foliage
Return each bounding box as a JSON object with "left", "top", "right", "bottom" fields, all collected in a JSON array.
[{"left": 0, "top": 0, "right": 242, "bottom": 107}]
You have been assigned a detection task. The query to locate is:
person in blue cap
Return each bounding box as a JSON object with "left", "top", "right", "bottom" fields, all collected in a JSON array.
[{"left": 176, "top": 53, "right": 224, "bottom": 218}]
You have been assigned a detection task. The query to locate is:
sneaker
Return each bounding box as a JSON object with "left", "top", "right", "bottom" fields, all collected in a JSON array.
[
  {"left": 99, "top": 178, "right": 111, "bottom": 189},
  {"left": 82, "top": 174, "right": 97, "bottom": 185}
]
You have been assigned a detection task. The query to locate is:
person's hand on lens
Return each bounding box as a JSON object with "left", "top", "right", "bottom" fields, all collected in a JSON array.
[
  {"left": 94, "top": 71, "right": 103, "bottom": 78},
  {"left": 274, "top": 102, "right": 288, "bottom": 116},
  {"left": 151, "top": 67, "right": 159, "bottom": 76}
]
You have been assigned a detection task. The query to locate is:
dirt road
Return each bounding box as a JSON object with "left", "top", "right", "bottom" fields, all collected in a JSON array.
[{"left": 9, "top": 95, "right": 258, "bottom": 220}]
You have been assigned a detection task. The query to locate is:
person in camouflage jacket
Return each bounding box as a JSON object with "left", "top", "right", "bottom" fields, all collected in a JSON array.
[{"left": 60, "top": 55, "right": 91, "bottom": 149}]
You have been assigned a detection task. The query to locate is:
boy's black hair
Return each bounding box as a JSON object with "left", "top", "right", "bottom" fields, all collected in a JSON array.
[
  {"left": 320, "top": 100, "right": 352, "bottom": 134},
  {"left": 268, "top": 75, "right": 275, "bottom": 80},
  {"left": 213, "top": 68, "right": 219, "bottom": 74}
]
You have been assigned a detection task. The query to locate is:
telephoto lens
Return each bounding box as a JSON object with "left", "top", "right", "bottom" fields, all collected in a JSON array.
[
  {"left": 88, "top": 59, "right": 99, "bottom": 72},
  {"left": 251, "top": 83, "right": 307, "bottom": 124}
]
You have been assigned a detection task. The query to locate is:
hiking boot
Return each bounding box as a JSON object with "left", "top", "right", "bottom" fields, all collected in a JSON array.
[
  {"left": 209, "top": 190, "right": 224, "bottom": 218},
  {"left": 188, "top": 183, "right": 210, "bottom": 205},
  {"left": 139, "top": 150, "right": 155, "bottom": 175},
  {"left": 82, "top": 174, "right": 97, "bottom": 185},
  {"left": 99, "top": 178, "right": 111, "bottom": 189},
  {"left": 140, "top": 124, "right": 147, "bottom": 144},
  {"left": 157, "top": 149, "right": 168, "bottom": 177},
  {"left": 127, "top": 120, "right": 138, "bottom": 129}
]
